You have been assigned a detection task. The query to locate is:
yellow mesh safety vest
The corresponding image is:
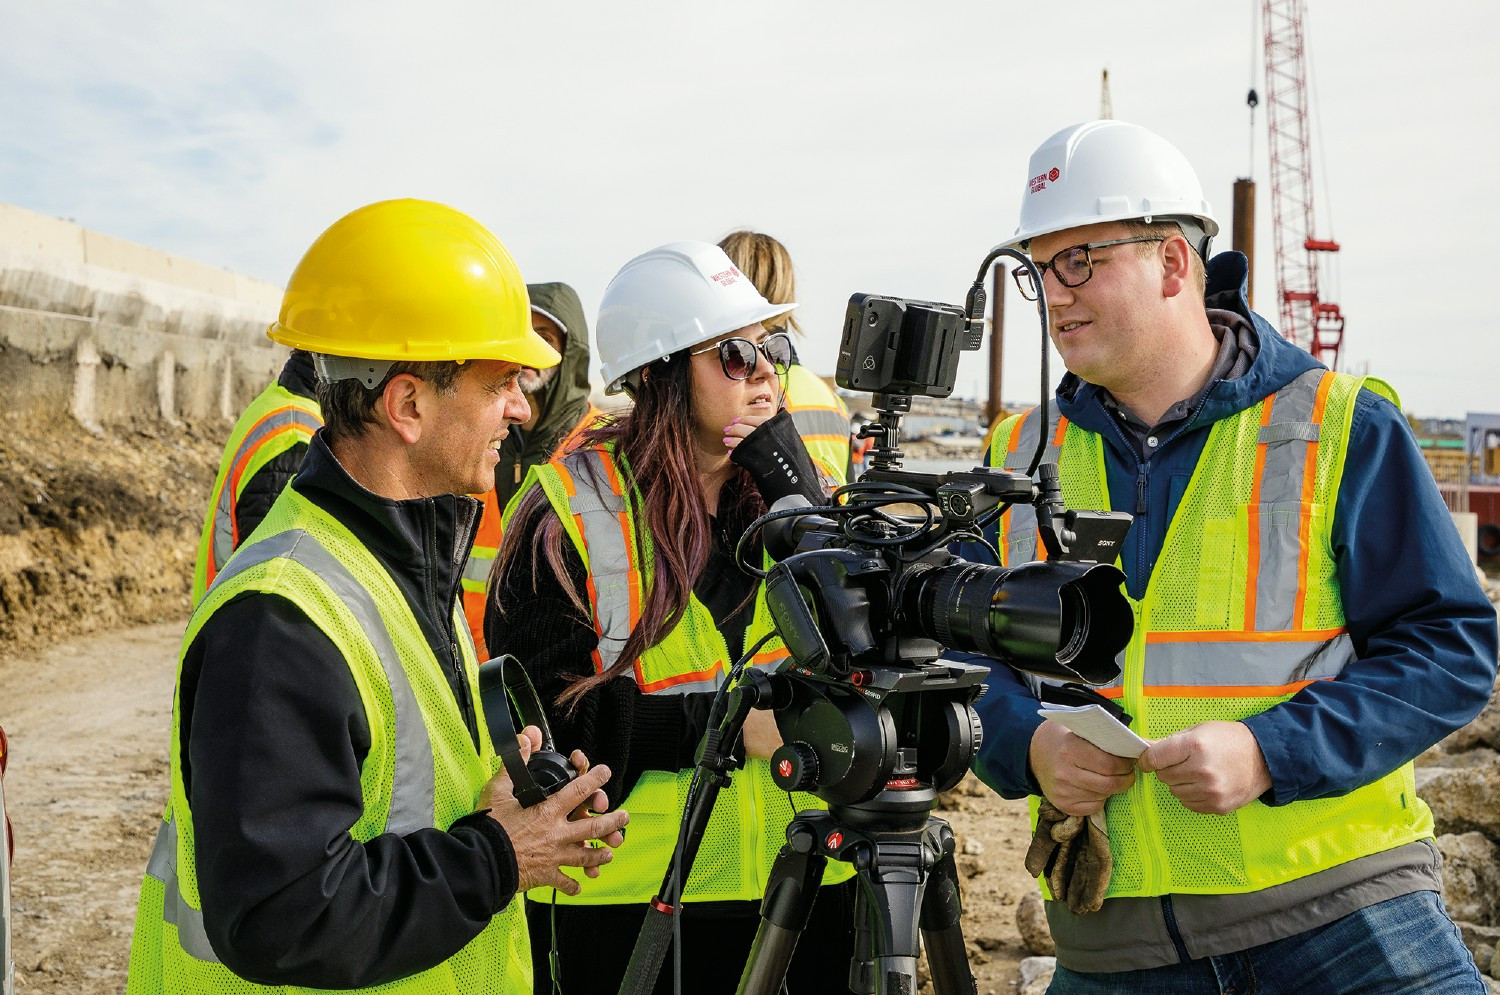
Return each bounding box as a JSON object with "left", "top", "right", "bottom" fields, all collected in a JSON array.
[
  {"left": 193, "top": 382, "right": 322, "bottom": 606},
  {"left": 507, "top": 443, "right": 852, "bottom": 904},
  {"left": 782, "top": 365, "right": 850, "bottom": 489},
  {"left": 462, "top": 405, "right": 604, "bottom": 659},
  {"left": 128, "top": 486, "right": 530, "bottom": 994},
  {"left": 988, "top": 371, "right": 1433, "bottom": 898}
]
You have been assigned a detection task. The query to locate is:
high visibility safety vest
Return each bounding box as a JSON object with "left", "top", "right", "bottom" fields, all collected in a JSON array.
[
  {"left": 509, "top": 443, "right": 852, "bottom": 904},
  {"left": 128, "top": 486, "right": 530, "bottom": 994},
  {"left": 782, "top": 364, "right": 850, "bottom": 488},
  {"left": 192, "top": 383, "right": 322, "bottom": 606},
  {"left": 989, "top": 370, "right": 1434, "bottom": 899},
  {"left": 462, "top": 406, "right": 603, "bottom": 658}
]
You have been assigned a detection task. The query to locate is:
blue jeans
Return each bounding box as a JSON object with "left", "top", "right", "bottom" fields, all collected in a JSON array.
[{"left": 1047, "top": 891, "right": 1485, "bottom": 994}]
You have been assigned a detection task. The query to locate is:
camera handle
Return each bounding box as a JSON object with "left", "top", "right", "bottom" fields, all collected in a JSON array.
[
  {"left": 618, "top": 668, "right": 788, "bottom": 995},
  {"left": 476, "top": 655, "right": 577, "bottom": 808}
]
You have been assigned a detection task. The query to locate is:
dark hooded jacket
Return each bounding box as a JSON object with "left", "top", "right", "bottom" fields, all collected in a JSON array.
[{"left": 493, "top": 282, "right": 593, "bottom": 508}]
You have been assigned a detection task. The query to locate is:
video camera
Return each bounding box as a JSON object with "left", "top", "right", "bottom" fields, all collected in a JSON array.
[
  {"left": 743, "top": 287, "right": 1133, "bottom": 810},
  {"left": 621, "top": 248, "right": 1134, "bottom": 995}
]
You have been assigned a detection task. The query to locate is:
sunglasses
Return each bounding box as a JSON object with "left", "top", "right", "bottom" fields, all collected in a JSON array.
[{"left": 689, "top": 331, "right": 793, "bottom": 380}]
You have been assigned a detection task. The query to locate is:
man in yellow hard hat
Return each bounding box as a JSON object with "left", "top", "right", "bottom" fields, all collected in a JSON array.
[{"left": 126, "top": 199, "right": 628, "bottom": 994}]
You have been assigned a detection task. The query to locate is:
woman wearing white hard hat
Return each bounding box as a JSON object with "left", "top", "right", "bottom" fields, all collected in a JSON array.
[{"left": 487, "top": 241, "right": 856, "bottom": 992}]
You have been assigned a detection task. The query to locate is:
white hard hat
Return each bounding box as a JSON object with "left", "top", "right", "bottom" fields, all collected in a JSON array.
[
  {"left": 1003, "top": 120, "right": 1219, "bottom": 256},
  {"left": 597, "top": 241, "right": 798, "bottom": 395}
]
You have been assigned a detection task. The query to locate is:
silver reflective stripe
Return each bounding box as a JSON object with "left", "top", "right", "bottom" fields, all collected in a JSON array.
[
  {"left": 462, "top": 551, "right": 493, "bottom": 588},
  {"left": 1001, "top": 408, "right": 1061, "bottom": 564},
  {"left": 565, "top": 451, "right": 783, "bottom": 694},
  {"left": 210, "top": 407, "right": 322, "bottom": 572},
  {"left": 1251, "top": 370, "right": 1326, "bottom": 631},
  {"left": 790, "top": 407, "right": 849, "bottom": 441},
  {"left": 213, "top": 528, "right": 435, "bottom": 835},
  {"left": 1143, "top": 632, "right": 1353, "bottom": 687},
  {"left": 565, "top": 451, "right": 633, "bottom": 672},
  {"left": 145, "top": 816, "right": 220, "bottom": 963}
]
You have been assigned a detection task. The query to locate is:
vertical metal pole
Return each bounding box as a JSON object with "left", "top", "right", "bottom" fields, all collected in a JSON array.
[
  {"left": 1232, "top": 178, "right": 1256, "bottom": 310},
  {"left": 987, "top": 263, "right": 1006, "bottom": 427}
]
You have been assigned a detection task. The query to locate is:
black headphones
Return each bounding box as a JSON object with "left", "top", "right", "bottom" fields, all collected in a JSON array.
[{"left": 476, "top": 655, "right": 578, "bottom": 807}]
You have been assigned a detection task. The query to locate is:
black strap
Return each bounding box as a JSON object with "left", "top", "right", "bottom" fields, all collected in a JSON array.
[{"left": 477, "top": 655, "right": 574, "bottom": 807}]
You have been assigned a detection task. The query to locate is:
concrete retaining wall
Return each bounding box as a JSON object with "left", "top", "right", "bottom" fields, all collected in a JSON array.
[{"left": 0, "top": 203, "right": 288, "bottom": 426}]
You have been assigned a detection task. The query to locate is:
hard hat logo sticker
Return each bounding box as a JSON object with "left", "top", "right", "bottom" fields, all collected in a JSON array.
[
  {"left": 1048, "top": 167, "right": 1061, "bottom": 182},
  {"left": 710, "top": 267, "right": 742, "bottom": 287}
]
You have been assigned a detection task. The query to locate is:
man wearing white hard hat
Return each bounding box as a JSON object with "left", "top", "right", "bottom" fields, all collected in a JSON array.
[{"left": 969, "top": 122, "right": 1497, "bottom": 991}]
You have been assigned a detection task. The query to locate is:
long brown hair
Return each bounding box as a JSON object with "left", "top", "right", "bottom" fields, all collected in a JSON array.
[{"left": 494, "top": 349, "right": 765, "bottom": 710}]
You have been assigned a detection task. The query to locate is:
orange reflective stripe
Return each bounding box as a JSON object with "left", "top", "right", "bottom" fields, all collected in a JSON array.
[
  {"left": 1145, "top": 626, "right": 1346, "bottom": 643},
  {"left": 1007, "top": 407, "right": 1036, "bottom": 455},
  {"left": 1142, "top": 678, "right": 1325, "bottom": 698},
  {"left": 1051, "top": 415, "right": 1069, "bottom": 447},
  {"left": 617, "top": 507, "right": 641, "bottom": 628},
  {"left": 461, "top": 587, "right": 489, "bottom": 660},
  {"left": 1243, "top": 394, "right": 1277, "bottom": 629},
  {"left": 557, "top": 406, "right": 603, "bottom": 458},
  {"left": 554, "top": 460, "right": 578, "bottom": 499},
  {"left": 1292, "top": 373, "right": 1336, "bottom": 628},
  {"left": 640, "top": 660, "right": 726, "bottom": 693},
  {"left": 212, "top": 409, "right": 316, "bottom": 581},
  {"left": 752, "top": 646, "right": 790, "bottom": 667}
]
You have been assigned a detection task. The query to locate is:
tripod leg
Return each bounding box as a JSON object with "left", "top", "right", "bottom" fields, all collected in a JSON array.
[
  {"left": 919, "top": 845, "right": 976, "bottom": 995},
  {"left": 737, "top": 839, "right": 826, "bottom": 995}
]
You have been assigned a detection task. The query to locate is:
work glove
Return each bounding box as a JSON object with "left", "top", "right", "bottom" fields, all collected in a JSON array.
[{"left": 1024, "top": 797, "right": 1112, "bottom": 916}]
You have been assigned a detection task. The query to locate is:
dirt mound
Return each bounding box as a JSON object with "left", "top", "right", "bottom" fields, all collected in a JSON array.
[{"left": 0, "top": 412, "right": 221, "bottom": 652}]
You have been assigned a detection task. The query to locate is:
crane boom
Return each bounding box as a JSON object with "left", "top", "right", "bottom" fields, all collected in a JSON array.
[{"left": 1262, "top": 0, "right": 1343, "bottom": 369}]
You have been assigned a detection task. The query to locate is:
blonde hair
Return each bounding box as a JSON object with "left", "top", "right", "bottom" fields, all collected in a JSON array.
[{"left": 717, "top": 230, "right": 801, "bottom": 335}]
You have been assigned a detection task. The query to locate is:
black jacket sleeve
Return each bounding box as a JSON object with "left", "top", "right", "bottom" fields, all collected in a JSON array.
[
  {"left": 231, "top": 444, "right": 308, "bottom": 542},
  {"left": 484, "top": 500, "right": 714, "bottom": 809},
  {"left": 183, "top": 594, "right": 519, "bottom": 988},
  {"left": 730, "top": 408, "right": 827, "bottom": 505}
]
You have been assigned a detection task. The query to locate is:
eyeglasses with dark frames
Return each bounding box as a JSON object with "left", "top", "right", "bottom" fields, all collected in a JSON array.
[
  {"left": 689, "top": 331, "right": 794, "bottom": 380},
  {"left": 1013, "top": 236, "right": 1166, "bottom": 301}
]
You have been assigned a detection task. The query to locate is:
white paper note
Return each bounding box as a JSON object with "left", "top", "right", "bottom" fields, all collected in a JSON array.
[{"left": 1037, "top": 703, "right": 1150, "bottom": 758}]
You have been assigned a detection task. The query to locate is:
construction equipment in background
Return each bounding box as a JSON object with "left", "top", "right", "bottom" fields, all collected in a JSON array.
[{"left": 1262, "top": 0, "right": 1345, "bottom": 370}]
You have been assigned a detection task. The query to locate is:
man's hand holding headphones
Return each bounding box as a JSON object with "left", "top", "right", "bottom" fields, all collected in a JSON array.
[{"left": 478, "top": 726, "right": 630, "bottom": 894}]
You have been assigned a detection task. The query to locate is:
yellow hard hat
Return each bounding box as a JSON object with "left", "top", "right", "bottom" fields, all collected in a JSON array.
[{"left": 267, "top": 199, "right": 560, "bottom": 369}]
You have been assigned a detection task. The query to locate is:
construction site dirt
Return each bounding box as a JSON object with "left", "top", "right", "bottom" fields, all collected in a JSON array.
[{"left": 0, "top": 416, "right": 1041, "bottom": 993}]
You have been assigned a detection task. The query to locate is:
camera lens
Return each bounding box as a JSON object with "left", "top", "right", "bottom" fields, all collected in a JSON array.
[{"left": 904, "top": 558, "right": 1128, "bottom": 685}]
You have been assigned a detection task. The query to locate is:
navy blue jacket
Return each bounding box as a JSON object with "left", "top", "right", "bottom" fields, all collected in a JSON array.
[{"left": 969, "top": 252, "right": 1498, "bottom": 806}]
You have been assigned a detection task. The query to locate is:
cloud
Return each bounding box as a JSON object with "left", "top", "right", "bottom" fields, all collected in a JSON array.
[{"left": 2, "top": 0, "right": 1496, "bottom": 415}]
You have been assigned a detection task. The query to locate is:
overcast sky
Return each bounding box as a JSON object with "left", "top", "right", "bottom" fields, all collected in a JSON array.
[{"left": 4, "top": 1, "right": 1496, "bottom": 418}]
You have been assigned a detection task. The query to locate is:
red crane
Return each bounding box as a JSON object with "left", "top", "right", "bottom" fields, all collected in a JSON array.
[{"left": 1262, "top": 0, "right": 1343, "bottom": 370}]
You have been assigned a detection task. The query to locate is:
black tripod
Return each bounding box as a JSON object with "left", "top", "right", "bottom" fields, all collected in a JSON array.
[
  {"left": 737, "top": 795, "right": 975, "bottom": 995},
  {"left": 617, "top": 666, "right": 982, "bottom": 995}
]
